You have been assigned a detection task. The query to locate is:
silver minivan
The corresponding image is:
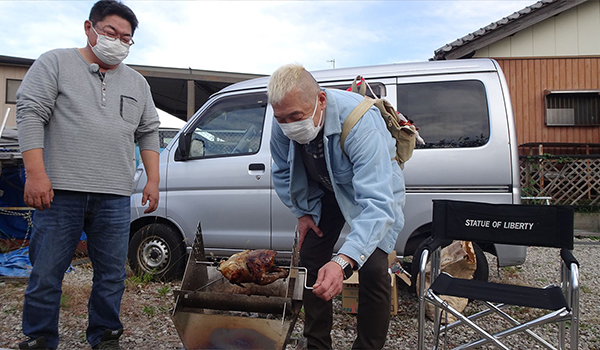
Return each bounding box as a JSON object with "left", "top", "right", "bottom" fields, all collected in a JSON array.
[{"left": 129, "top": 58, "right": 524, "bottom": 280}]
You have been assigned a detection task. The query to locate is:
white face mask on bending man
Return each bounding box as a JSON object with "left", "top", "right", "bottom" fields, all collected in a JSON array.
[{"left": 277, "top": 94, "right": 324, "bottom": 144}]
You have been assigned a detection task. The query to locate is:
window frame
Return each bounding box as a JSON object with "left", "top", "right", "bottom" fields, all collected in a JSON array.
[
  {"left": 544, "top": 90, "right": 600, "bottom": 127},
  {"left": 179, "top": 91, "right": 268, "bottom": 161},
  {"left": 5, "top": 79, "right": 22, "bottom": 104}
]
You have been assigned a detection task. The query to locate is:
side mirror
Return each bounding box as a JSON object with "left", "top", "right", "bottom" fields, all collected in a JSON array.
[{"left": 174, "top": 131, "right": 193, "bottom": 161}]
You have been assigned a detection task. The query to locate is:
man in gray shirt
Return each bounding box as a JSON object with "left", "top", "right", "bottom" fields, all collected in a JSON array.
[{"left": 16, "top": 1, "right": 159, "bottom": 349}]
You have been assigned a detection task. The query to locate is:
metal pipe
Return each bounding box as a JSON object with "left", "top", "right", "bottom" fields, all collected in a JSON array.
[{"left": 175, "top": 290, "right": 293, "bottom": 314}]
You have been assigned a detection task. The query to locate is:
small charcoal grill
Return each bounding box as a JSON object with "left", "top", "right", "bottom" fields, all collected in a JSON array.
[{"left": 171, "top": 223, "right": 308, "bottom": 350}]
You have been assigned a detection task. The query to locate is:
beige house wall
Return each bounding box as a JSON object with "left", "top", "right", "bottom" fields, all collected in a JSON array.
[
  {"left": 0, "top": 65, "right": 28, "bottom": 128},
  {"left": 474, "top": 0, "right": 600, "bottom": 58}
]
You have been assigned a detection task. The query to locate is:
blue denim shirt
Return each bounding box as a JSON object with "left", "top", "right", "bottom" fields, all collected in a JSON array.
[{"left": 271, "top": 89, "right": 405, "bottom": 268}]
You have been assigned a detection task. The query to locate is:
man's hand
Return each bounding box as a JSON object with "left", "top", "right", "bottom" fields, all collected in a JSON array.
[
  {"left": 24, "top": 172, "right": 54, "bottom": 211},
  {"left": 312, "top": 261, "right": 344, "bottom": 301},
  {"left": 21, "top": 149, "right": 53, "bottom": 211},
  {"left": 140, "top": 149, "right": 160, "bottom": 214},
  {"left": 142, "top": 181, "right": 159, "bottom": 213},
  {"left": 297, "top": 215, "right": 323, "bottom": 251}
]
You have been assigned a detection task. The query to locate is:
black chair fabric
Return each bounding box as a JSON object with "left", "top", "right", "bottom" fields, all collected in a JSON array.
[
  {"left": 432, "top": 200, "right": 574, "bottom": 249},
  {"left": 430, "top": 273, "right": 568, "bottom": 311}
]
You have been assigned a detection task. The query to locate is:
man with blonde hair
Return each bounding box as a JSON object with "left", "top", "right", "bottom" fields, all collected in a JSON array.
[{"left": 268, "top": 63, "right": 405, "bottom": 349}]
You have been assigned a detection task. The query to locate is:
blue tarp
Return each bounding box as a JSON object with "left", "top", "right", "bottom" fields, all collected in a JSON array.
[
  {"left": 0, "top": 167, "right": 30, "bottom": 240},
  {"left": 0, "top": 166, "right": 87, "bottom": 241},
  {"left": 0, "top": 246, "right": 75, "bottom": 277},
  {"left": 0, "top": 246, "right": 31, "bottom": 277}
]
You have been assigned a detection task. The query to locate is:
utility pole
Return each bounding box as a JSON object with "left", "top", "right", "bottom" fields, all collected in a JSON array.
[{"left": 327, "top": 59, "right": 336, "bottom": 69}]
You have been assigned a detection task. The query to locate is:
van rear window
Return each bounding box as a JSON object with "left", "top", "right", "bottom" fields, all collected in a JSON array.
[{"left": 397, "top": 80, "right": 489, "bottom": 148}]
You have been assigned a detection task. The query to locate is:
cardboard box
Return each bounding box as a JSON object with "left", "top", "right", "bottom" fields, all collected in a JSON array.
[{"left": 341, "top": 252, "right": 399, "bottom": 316}]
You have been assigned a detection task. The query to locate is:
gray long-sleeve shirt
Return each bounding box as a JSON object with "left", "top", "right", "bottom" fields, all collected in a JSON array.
[{"left": 16, "top": 48, "right": 160, "bottom": 196}]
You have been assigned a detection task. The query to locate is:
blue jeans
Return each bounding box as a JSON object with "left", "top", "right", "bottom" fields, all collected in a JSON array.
[{"left": 22, "top": 190, "right": 130, "bottom": 349}]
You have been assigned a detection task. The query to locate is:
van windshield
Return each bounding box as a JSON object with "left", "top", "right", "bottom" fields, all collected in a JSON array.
[{"left": 397, "top": 80, "right": 490, "bottom": 148}]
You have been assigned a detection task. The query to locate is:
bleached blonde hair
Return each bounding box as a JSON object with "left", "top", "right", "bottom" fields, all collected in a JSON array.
[{"left": 267, "top": 64, "right": 320, "bottom": 105}]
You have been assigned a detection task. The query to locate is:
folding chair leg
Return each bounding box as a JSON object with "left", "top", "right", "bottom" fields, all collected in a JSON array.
[
  {"left": 569, "top": 264, "right": 580, "bottom": 350},
  {"left": 441, "top": 304, "right": 509, "bottom": 332},
  {"left": 417, "top": 250, "right": 430, "bottom": 350},
  {"left": 485, "top": 302, "right": 558, "bottom": 350},
  {"left": 457, "top": 308, "right": 570, "bottom": 350},
  {"left": 559, "top": 322, "right": 565, "bottom": 350},
  {"left": 432, "top": 306, "right": 444, "bottom": 350},
  {"left": 426, "top": 290, "right": 510, "bottom": 350}
]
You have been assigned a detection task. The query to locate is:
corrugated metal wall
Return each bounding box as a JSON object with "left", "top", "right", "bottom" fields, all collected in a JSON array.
[{"left": 495, "top": 57, "right": 600, "bottom": 148}]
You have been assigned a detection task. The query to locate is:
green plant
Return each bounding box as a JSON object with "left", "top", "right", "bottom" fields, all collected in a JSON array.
[
  {"left": 158, "top": 306, "right": 169, "bottom": 314},
  {"left": 60, "top": 294, "right": 71, "bottom": 309},
  {"left": 128, "top": 270, "right": 156, "bottom": 285},
  {"left": 3, "top": 305, "right": 19, "bottom": 315},
  {"left": 142, "top": 305, "right": 156, "bottom": 317},
  {"left": 503, "top": 266, "right": 522, "bottom": 274},
  {"left": 157, "top": 285, "right": 171, "bottom": 297}
]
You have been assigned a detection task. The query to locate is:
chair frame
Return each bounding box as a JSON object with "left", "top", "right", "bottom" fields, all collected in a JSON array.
[{"left": 417, "top": 200, "right": 579, "bottom": 350}]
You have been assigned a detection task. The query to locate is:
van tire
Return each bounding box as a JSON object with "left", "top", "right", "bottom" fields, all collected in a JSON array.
[
  {"left": 410, "top": 240, "right": 489, "bottom": 291},
  {"left": 128, "top": 223, "right": 186, "bottom": 281}
]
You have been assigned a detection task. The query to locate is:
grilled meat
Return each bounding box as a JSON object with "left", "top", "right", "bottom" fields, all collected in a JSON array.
[{"left": 219, "top": 249, "right": 289, "bottom": 286}]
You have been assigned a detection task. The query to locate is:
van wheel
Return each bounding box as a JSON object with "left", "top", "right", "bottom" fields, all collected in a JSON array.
[
  {"left": 128, "top": 223, "right": 186, "bottom": 281},
  {"left": 410, "top": 240, "right": 489, "bottom": 291}
]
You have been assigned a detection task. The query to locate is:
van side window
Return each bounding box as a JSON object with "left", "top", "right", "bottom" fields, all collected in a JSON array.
[
  {"left": 397, "top": 80, "right": 490, "bottom": 149},
  {"left": 325, "top": 82, "right": 386, "bottom": 99},
  {"left": 188, "top": 93, "right": 267, "bottom": 158}
]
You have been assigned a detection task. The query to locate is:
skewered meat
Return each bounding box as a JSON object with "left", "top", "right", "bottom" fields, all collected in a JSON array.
[{"left": 219, "top": 249, "right": 289, "bottom": 286}]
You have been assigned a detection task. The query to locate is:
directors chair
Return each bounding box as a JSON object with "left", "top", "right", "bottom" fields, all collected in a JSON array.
[{"left": 417, "top": 200, "right": 579, "bottom": 350}]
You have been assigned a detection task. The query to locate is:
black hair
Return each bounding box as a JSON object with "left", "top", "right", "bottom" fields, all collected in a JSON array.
[{"left": 89, "top": 0, "right": 139, "bottom": 35}]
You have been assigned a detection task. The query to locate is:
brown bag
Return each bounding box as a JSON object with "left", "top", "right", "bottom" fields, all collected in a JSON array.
[
  {"left": 341, "top": 76, "right": 421, "bottom": 169},
  {"left": 416, "top": 240, "right": 478, "bottom": 323}
]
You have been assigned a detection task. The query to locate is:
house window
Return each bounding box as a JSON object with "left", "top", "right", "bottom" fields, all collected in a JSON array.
[
  {"left": 5, "top": 79, "right": 22, "bottom": 104},
  {"left": 544, "top": 90, "right": 600, "bottom": 126}
]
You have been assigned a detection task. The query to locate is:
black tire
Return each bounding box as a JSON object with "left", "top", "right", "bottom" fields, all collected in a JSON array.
[
  {"left": 410, "top": 240, "right": 489, "bottom": 290},
  {"left": 128, "top": 223, "right": 186, "bottom": 281}
]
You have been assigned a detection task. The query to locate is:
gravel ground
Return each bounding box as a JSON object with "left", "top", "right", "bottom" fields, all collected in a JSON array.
[{"left": 1, "top": 237, "right": 598, "bottom": 350}]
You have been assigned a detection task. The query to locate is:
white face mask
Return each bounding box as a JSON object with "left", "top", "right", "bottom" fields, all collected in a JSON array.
[
  {"left": 278, "top": 95, "right": 324, "bottom": 144},
  {"left": 89, "top": 26, "right": 130, "bottom": 66}
]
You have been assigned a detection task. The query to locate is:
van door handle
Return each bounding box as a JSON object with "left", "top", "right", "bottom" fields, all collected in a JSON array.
[
  {"left": 248, "top": 163, "right": 266, "bottom": 180},
  {"left": 249, "top": 163, "right": 265, "bottom": 172}
]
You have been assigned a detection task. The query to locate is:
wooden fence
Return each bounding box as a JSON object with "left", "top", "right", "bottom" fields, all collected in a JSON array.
[{"left": 520, "top": 155, "right": 600, "bottom": 206}]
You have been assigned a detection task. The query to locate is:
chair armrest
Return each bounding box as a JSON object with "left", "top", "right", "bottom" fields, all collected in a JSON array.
[
  {"left": 422, "top": 236, "right": 446, "bottom": 254},
  {"left": 560, "top": 248, "right": 579, "bottom": 270}
]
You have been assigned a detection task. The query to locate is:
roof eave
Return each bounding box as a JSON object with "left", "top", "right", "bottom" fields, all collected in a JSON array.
[{"left": 433, "top": 0, "right": 590, "bottom": 60}]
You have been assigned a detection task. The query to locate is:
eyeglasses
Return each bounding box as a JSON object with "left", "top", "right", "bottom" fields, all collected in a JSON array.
[{"left": 93, "top": 23, "right": 134, "bottom": 46}]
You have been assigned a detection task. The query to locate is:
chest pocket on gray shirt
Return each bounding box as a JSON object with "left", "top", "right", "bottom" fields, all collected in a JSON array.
[{"left": 120, "top": 95, "right": 140, "bottom": 124}]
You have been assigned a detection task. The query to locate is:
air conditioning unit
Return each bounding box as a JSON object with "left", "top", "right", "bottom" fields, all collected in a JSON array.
[{"left": 546, "top": 108, "right": 575, "bottom": 126}]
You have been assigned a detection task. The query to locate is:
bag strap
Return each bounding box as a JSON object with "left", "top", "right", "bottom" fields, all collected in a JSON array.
[
  {"left": 350, "top": 76, "right": 367, "bottom": 96},
  {"left": 341, "top": 98, "right": 375, "bottom": 154}
]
